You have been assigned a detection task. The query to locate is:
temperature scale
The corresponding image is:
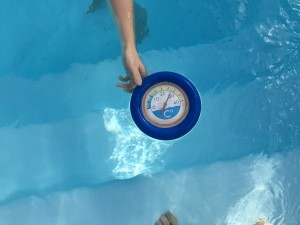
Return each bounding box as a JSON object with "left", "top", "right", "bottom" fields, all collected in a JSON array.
[{"left": 130, "top": 71, "right": 201, "bottom": 140}]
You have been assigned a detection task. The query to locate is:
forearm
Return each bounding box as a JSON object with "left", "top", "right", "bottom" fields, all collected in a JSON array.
[
  {"left": 108, "top": 0, "right": 136, "bottom": 50},
  {"left": 107, "top": 0, "right": 147, "bottom": 90}
]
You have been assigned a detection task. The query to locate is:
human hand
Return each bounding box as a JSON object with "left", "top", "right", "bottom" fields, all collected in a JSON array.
[
  {"left": 155, "top": 211, "right": 179, "bottom": 225},
  {"left": 117, "top": 46, "right": 147, "bottom": 93}
]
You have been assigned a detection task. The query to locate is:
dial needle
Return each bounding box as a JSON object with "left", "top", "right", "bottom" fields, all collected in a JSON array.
[{"left": 161, "top": 93, "right": 171, "bottom": 112}]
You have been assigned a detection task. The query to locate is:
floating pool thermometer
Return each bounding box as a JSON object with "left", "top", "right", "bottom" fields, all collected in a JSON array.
[{"left": 130, "top": 71, "right": 201, "bottom": 140}]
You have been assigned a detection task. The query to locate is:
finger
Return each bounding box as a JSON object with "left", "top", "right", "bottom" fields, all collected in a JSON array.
[
  {"left": 116, "top": 83, "right": 129, "bottom": 89},
  {"left": 138, "top": 63, "right": 147, "bottom": 78},
  {"left": 116, "top": 83, "right": 134, "bottom": 93},
  {"left": 118, "top": 75, "right": 131, "bottom": 82},
  {"left": 119, "top": 86, "right": 134, "bottom": 93},
  {"left": 128, "top": 79, "right": 136, "bottom": 88},
  {"left": 159, "top": 215, "right": 170, "bottom": 225},
  {"left": 131, "top": 70, "right": 142, "bottom": 86}
]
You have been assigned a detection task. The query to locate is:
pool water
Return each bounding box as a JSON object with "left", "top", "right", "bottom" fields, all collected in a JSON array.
[{"left": 0, "top": 0, "right": 299, "bottom": 224}]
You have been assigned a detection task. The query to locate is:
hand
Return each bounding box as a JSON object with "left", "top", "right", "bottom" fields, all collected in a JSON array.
[
  {"left": 117, "top": 46, "right": 147, "bottom": 93},
  {"left": 155, "top": 211, "right": 179, "bottom": 225}
]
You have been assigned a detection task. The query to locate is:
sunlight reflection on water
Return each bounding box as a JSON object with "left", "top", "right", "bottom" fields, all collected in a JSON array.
[{"left": 103, "top": 108, "right": 173, "bottom": 178}]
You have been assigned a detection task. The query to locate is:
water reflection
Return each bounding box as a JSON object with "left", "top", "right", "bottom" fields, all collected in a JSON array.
[{"left": 103, "top": 108, "right": 172, "bottom": 179}]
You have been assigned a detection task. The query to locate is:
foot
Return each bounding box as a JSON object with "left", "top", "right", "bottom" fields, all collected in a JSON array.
[
  {"left": 155, "top": 211, "right": 178, "bottom": 225},
  {"left": 255, "top": 218, "right": 267, "bottom": 225}
]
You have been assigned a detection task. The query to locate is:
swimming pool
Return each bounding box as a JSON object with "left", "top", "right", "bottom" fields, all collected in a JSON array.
[{"left": 0, "top": 0, "right": 299, "bottom": 224}]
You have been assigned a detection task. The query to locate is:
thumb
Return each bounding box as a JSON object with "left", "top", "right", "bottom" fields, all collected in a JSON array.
[{"left": 132, "top": 69, "right": 142, "bottom": 86}]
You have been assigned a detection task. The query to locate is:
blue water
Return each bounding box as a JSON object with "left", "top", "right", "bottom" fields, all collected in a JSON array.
[{"left": 0, "top": 0, "right": 300, "bottom": 224}]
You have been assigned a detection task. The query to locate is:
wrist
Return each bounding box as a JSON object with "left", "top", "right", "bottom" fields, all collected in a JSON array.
[{"left": 122, "top": 41, "right": 136, "bottom": 52}]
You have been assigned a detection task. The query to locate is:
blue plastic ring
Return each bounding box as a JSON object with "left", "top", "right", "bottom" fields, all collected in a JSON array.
[{"left": 130, "top": 71, "right": 201, "bottom": 140}]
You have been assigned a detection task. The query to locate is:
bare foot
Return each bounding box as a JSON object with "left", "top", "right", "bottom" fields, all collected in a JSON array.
[
  {"left": 155, "top": 211, "right": 178, "bottom": 225},
  {"left": 255, "top": 218, "right": 267, "bottom": 225}
]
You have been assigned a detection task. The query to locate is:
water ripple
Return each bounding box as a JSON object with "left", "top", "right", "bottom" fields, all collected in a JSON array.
[{"left": 103, "top": 108, "right": 172, "bottom": 179}]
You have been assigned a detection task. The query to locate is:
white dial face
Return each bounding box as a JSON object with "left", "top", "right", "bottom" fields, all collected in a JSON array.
[{"left": 142, "top": 82, "right": 189, "bottom": 128}]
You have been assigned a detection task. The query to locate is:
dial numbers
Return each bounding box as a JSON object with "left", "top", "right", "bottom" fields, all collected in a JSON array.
[{"left": 142, "top": 82, "right": 189, "bottom": 128}]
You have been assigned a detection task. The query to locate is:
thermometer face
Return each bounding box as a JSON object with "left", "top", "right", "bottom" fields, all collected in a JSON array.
[
  {"left": 142, "top": 82, "right": 189, "bottom": 128},
  {"left": 131, "top": 71, "right": 201, "bottom": 140}
]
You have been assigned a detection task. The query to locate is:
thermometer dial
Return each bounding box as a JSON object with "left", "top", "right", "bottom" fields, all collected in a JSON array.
[
  {"left": 142, "top": 82, "right": 189, "bottom": 128},
  {"left": 130, "top": 71, "right": 201, "bottom": 140}
]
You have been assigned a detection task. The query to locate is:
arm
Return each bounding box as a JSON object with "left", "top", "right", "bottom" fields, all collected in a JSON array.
[{"left": 108, "top": 0, "right": 147, "bottom": 92}]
